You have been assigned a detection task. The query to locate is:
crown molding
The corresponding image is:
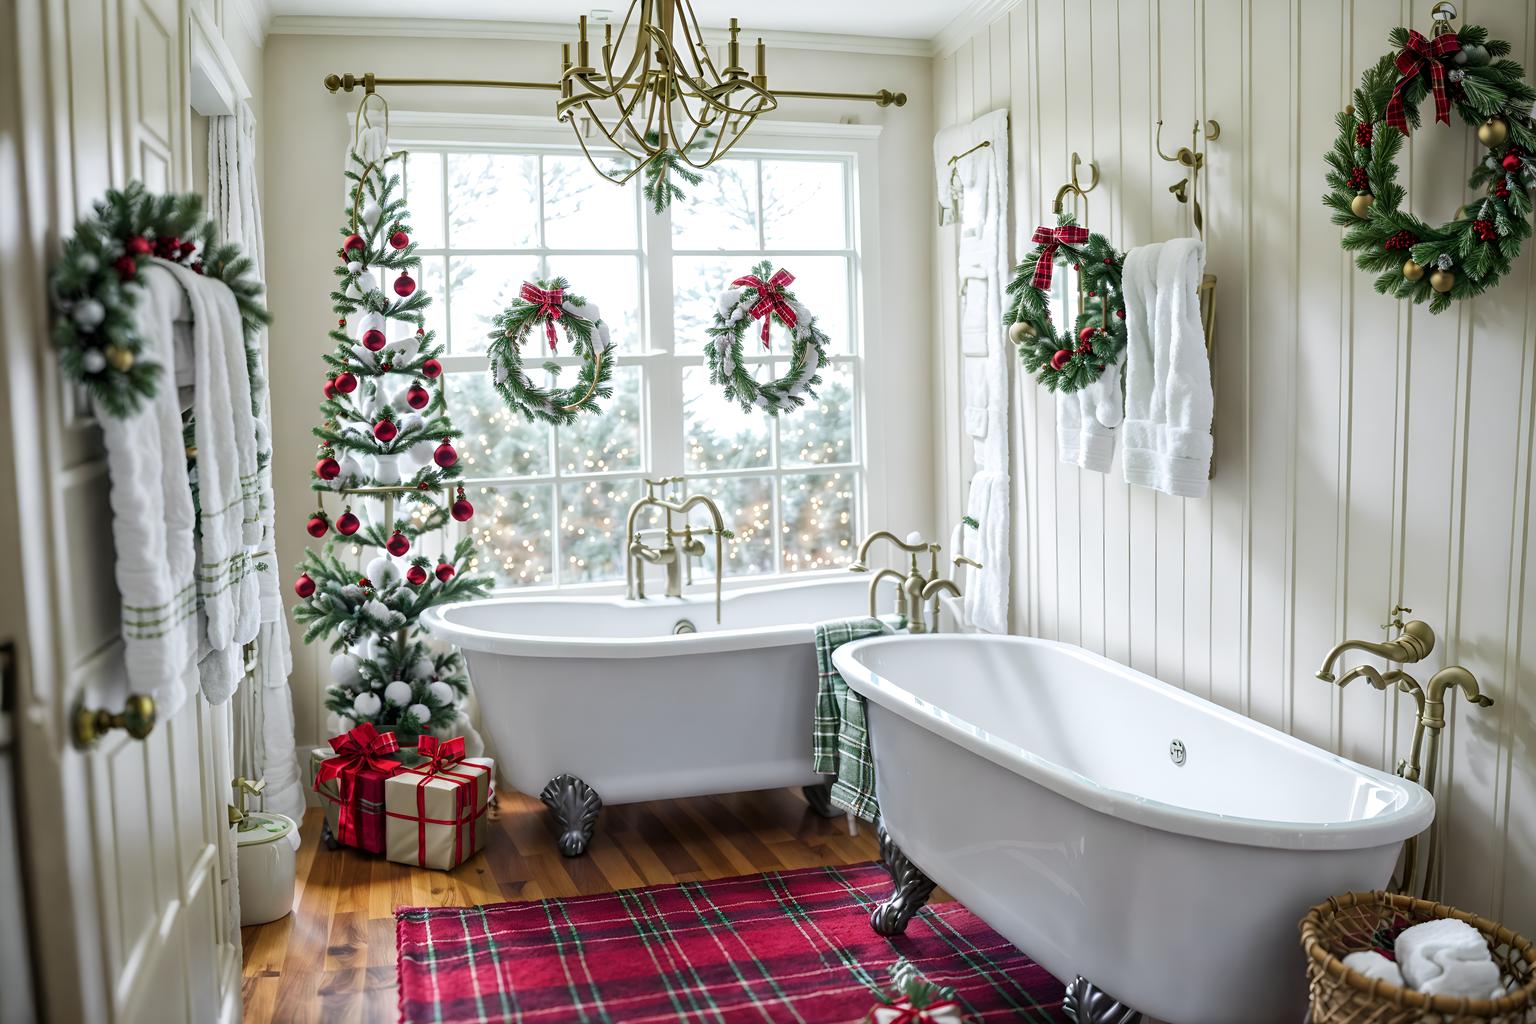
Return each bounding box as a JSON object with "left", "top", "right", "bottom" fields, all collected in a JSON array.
[
  {"left": 228, "top": 0, "right": 271, "bottom": 46},
  {"left": 266, "top": 15, "right": 930, "bottom": 58},
  {"left": 931, "top": 0, "right": 1022, "bottom": 57}
]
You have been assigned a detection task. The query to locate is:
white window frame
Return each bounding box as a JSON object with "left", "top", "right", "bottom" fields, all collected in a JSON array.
[{"left": 368, "top": 111, "right": 889, "bottom": 593}]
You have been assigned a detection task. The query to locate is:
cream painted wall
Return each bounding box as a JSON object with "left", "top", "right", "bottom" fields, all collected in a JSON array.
[
  {"left": 261, "top": 31, "right": 934, "bottom": 752},
  {"left": 934, "top": 0, "right": 1536, "bottom": 934}
]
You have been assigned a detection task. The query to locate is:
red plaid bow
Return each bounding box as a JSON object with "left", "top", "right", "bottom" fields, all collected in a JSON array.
[
  {"left": 1385, "top": 29, "right": 1461, "bottom": 135},
  {"left": 1029, "top": 224, "right": 1090, "bottom": 290},
  {"left": 731, "top": 268, "right": 797, "bottom": 348},
  {"left": 314, "top": 722, "right": 400, "bottom": 845},
  {"left": 520, "top": 282, "right": 565, "bottom": 350},
  {"left": 415, "top": 734, "right": 466, "bottom": 774}
]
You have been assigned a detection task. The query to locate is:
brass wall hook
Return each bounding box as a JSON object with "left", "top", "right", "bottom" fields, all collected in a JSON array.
[
  {"left": 1155, "top": 118, "right": 1219, "bottom": 237},
  {"left": 1051, "top": 152, "right": 1099, "bottom": 219}
]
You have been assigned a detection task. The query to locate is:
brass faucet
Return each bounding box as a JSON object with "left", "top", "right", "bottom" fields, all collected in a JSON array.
[
  {"left": 1315, "top": 606, "right": 1436, "bottom": 683},
  {"left": 849, "top": 529, "right": 979, "bottom": 633},
  {"left": 624, "top": 477, "right": 730, "bottom": 623}
]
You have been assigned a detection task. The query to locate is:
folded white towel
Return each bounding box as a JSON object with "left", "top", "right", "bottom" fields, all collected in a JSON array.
[
  {"left": 1342, "top": 951, "right": 1404, "bottom": 987},
  {"left": 962, "top": 471, "right": 1010, "bottom": 634},
  {"left": 1057, "top": 350, "right": 1125, "bottom": 473},
  {"left": 1396, "top": 918, "right": 1503, "bottom": 999},
  {"left": 1122, "top": 238, "right": 1213, "bottom": 498}
]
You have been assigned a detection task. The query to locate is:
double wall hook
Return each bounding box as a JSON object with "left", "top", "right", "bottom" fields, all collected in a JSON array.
[
  {"left": 1051, "top": 152, "right": 1099, "bottom": 219},
  {"left": 1155, "top": 119, "right": 1220, "bottom": 236}
]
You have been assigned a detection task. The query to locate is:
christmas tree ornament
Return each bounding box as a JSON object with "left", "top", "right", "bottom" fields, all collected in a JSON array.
[
  {"left": 383, "top": 679, "right": 414, "bottom": 706},
  {"left": 1324, "top": 17, "right": 1535, "bottom": 312},
  {"left": 389, "top": 229, "right": 409, "bottom": 249},
  {"left": 1051, "top": 349, "right": 1073, "bottom": 371},
  {"left": 705, "top": 262, "right": 829, "bottom": 415},
  {"left": 487, "top": 277, "right": 616, "bottom": 425},
  {"left": 347, "top": 260, "right": 364, "bottom": 276},
  {"left": 316, "top": 456, "right": 341, "bottom": 481},
  {"left": 406, "top": 382, "right": 430, "bottom": 409},
  {"left": 335, "top": 371, "right": 358, "bottom": 393},
  {"left": 307, "top": 511, "right": 331, "bottom": 538},
  {"left": 323, "top": 378, "right": 338, "bottom": 399},
  {"left": 435, "top": 560, "right": 456, "bottom": 582},
  {"left": 126, "top": 235, "right": 152, "bottom": 256},
  {"left": 362, "top": 327, "right": 387, "bottom": 351},
  {"left": 386, "top": 530, "right": 411, "bottom": 557},
  {"left": 294, "top": 573, "right": 317, "bottom": 598},
  {"left": 405, "top": 703, "right": 431, "bottom": 725},
  {"left": 421, "top": 358, "right": 442, "bottom": 379},
  {"left": 71, "top": 299, "right": 106, "bottom": 330},
  {"left": 427, "top": 680, "right": 455, "bottom": 705},
  {"left": 406, "top": 563, "right": 429, "bottom": 586},
  {"left": 433, "top": 440, "right": 458, "bottom": 467},
  {"left": 336, "top": 509, "right": 361, "bottom": 535},
  {"left": 373, "top": 417, "right": 398, "bottom": 442},
  {"left": 343, "top": 233, "right": 365, "bottom": 254},
  {"left": 351, "top": 691, "right": 382, "bottom": 718},
  {"left": 1007, "top": 320, "right": 1035, "bottom": 344},
  {"left": 360, "top": 198, "right": 383, "bottom": 228},
  {"left": 450, "top": 487, "right": 474, "bottom": 522},
  {"left": 81, "top": 349, "right": 107, "bottom": 374},
  {"left": 394, "top": 271, "right": 416, "bottom": 297},
  {"left": 330, "top": 653, "right": 363, "bottom": 689},
  {"left": 103, "top": 344, "right": 134, "bottom": 372}
]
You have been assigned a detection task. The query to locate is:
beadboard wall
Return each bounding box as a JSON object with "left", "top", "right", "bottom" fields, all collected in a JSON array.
[{"left": 933, "top": 0, "right": 1536, "bottom": 933}]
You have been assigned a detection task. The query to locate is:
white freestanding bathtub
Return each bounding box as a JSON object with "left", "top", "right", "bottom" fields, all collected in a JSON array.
[
  {"left": 422, "top": 575, "right": 868, "bottom": 854},
  {"left": 832, "top": 634, "right": 1434, "bottom": 1024}
]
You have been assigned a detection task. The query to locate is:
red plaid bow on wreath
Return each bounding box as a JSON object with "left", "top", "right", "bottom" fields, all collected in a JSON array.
[
  {"left": 1029, "top": 224, "right": 1090, "bottom": 290},
  {"left": 1385, "top": 28, "right": 1462, "bottom": 134},
  {"left": 520, "top": 282, "right": 565, "bottom": 350},
  {"left": 731, "top": 267, "right": 797, "bottom": 348}
]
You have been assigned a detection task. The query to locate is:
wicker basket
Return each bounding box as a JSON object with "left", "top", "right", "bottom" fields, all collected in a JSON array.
[{"left": 1300, "top": 891, "right": 1536, "bottom": 1023}]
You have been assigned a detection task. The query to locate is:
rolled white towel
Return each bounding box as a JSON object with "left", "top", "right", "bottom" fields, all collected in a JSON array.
[
  {"left": 1396, "top": 919, "right": 1501, "bottom": 998},
  {"left": 1342, "top": 951, "right": 1404, "bottom": 987}
]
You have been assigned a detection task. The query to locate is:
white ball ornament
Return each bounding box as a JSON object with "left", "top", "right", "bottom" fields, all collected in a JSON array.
[
  {"left": 347, "top": 260, "right": 364, "bottom": 276},
  {"left": 413, "top": 657, "right": 436, "bottom": 680},
  {"left": 406, "top": 703, "right": 431, "bottom": 725},
  {"left": 325, "top": 712, "right": 356, "bottom": 736},
  {"left": 330, "top": 653, "right": 363, "bottom": 688},
  {"left": 360, "top": 198, "right": 383, "bottom": 228},
  {"left": 366, "top": 555, "right": 401, "bottom": 586},
  {"left": 427, "top": 681, "right": 455, "bottom": 705},
  {"left": 81, "top": 349, "right": 107, "bottom": 374},
  {"left": 73, "top": 299, "right": 106, "bottom": 330},
  {"left": 352, "top": 691, "right": 382, "bottom": 718},
  {"left": 383, "top": 679, "right": 414, "bottom": 706}
]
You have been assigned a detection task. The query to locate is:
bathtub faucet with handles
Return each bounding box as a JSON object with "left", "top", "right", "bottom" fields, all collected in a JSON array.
[
  {"left": 624, "top": 477, "right": 732, "bottom": 623},
  {"left": 848, "top": 529, "right": 980, "bottom": 634},
  {"left": 1314, "top": 605, "right": 1436, "bottom": 686}
]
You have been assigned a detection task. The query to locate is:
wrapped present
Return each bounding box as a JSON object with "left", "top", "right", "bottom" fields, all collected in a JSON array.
[
  {"left": 310, "top": 722, "right": 406, "bottom": 854},
  {"left": 384, "top": 736, "right": 493, "bottom": 870},
  {"left": 865, "top": 960, "right": 968, "bottom": 1024}
]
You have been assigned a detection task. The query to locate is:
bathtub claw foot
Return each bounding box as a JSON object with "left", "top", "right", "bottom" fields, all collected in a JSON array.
[
  {"left": 539, "top": 774, "right": 602, "bottom": 857},
  {"left": 802, "top": 783, "right": 843, "bottom": 818},
  {"left": 871, "top": 820, "right": 937, "bottom": 936},
  {"left": 1064, "top": 976, "right": 1141, "bottom": 1024}
]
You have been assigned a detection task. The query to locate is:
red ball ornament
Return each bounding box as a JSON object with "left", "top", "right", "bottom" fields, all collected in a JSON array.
[
  {"left": 178, "top": 240, "right": 197, "bottom": 259},
  {"left": 293, "top": 573, "right": 316, "bottom": 599},
  {"left": 389, "top": 230, "right": 409, "bottom": 250},
  {"left": 306, "top": 513, "right": 329, "bottom": 538},
  {"left": 343, "top": 233, "right": 365, "bottom": 253},
  {"left": 1078, "top": 327, "right": 1097, "bottom": 344},
  {"left": 323, "top": 378, "right": 338, "bottom": 399},
  {"left": 451, "top": 495, "right": 474, "bottom": 522},
  {"left": 433, "top": 440, "right": 458, "bottom": 468},
  {"left": 336, "top": 510, "right": 360, "bottom": 536},
  {"left": 373, "top": 418, "right": 398, "bottom": 442},
  {"left": 127, "top": 236, "right": 152, "bottom": 256},
  {"left": 1050, "top": 349, "right": 1073, "bottom": 371},
  {"left": 362, "top": 328, "right": 387, "bottom": 351},
  {"left": 393, "top": 272, "right": 416, "bottom": 297},
  {"left": 334, "top": 371, "right": 358, "bottom": 394},
  {"left": 316, "top": 457, "right": 340, "bottom": 481},
  {"left": 1502, "top": 153, "right": 1523, "bottom": 172},
  {"left": 406, "top": 383, "right": 430, "bottom": 410},
  {"left": 406, "top": 564, "right": 429, "bottom": 587},
  {"left": 113, "top": 255, "right": 138, "bottom": 278},
  {"left": 421, "top": 358, "right": 443, "bottom": 379},
  {"left": 435, "top": 561, "right": 456, "bottom": 582},
  {"left": 386, "top": 530, "right": 411, "bottom": 557}
]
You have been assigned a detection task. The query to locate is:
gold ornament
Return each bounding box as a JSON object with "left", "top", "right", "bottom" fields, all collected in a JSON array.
[
  {"left": 1350, "top": 193, "right": 1375, "bottom": 218},
  {"left": 1478, "top": 118, "right": 1509, "bottom": 148},
  {"left": 1430, "top": 269, "right": 1456, "bottom": 294},
  {"left": 104, "top": 344, "right": 134, "bottom": 372},
  {"left": 1402, "top": 259, "right": 1424, "bottom": 282},
  {"left": 1007, "top": 321, "right": 1035, "bottom": 344}
]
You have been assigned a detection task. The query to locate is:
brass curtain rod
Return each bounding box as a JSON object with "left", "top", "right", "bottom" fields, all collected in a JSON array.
[{"left": 324, "top": 72, "right": 907, "bottom": 108}]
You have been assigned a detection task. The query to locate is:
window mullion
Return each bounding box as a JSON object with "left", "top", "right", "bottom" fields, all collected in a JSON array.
[{"left": 646, "top": 189, "right": 684, "bottom": 485}]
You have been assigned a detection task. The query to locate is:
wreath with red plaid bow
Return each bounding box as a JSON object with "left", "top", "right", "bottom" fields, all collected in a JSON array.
[
  {"left": 705, "top": 261, "right": 830, "bottom": 415},
  {"left": 1324, "top": 20, "right": 1536, "bottom": 313},
  {"left": 486, "top": 276, "right": 615, "bottom": 426},
  {"left": 1003, "top": 216, "right": 1127, "bottom": 393}
]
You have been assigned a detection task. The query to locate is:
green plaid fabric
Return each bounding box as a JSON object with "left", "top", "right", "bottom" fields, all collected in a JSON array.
[{"left": 812, "top": 617, "right": 890, "bottom": 823}]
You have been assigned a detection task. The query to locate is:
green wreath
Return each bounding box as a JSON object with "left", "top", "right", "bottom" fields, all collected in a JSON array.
[
  {"left": 1003, "top": 216, "right": 1127, "bottom": 393},
  {"left": 486, "top": 277, "right": 614, "bottom": 426},
  {"left": 1324, "top": 21, "right": 1536, "bottom": 312},
  {"left": 51, "top": 182, "right": 269, "bottom": 418},
  {"left": 705, "top": 261, "right": 829, "bottom": 415}
]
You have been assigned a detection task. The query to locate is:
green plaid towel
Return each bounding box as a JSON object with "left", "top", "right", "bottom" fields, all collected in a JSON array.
[{"left": 812, "top": 617, "right": 891, "bottom": 822}]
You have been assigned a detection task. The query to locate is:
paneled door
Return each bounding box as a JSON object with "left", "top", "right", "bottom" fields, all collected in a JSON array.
[{"left": 2, "top": 0, "right": 243, "bottom": 1021}]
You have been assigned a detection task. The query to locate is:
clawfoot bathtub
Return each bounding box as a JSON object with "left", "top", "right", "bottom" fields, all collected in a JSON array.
[
  {"left": 833, "top": 634, "right": 1434, "bottom": 1024},
  {"left": 422, "top": 576, "right": 866, "bottom": 855}
]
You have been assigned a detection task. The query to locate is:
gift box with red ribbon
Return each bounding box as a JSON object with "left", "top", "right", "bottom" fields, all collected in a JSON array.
[
  {"left": 309, "top": 722, "right": 407, "bottom": 854},
  {"left": 383, "top": 736, "right": 493, "bottom": 871}
]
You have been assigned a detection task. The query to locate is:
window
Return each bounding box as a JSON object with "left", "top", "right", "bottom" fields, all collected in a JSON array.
[{"left": 401, "top": 140, "right": 864, "bottom": 590}]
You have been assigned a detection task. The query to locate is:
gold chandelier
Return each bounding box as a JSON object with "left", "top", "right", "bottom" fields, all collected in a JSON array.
[{"left": 558, "top": 2, "right": 778, "bottom": 183}]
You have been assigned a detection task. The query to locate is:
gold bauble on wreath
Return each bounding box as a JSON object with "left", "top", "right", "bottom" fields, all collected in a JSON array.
[
  {"left": 1402, "top": 259, "right": 1425, "bottom": 282},
  {"left": 104, "top": 344, "right": 135, "bottom": 372},
  {"left": 1350, "top": 193, "right": 1376, "bottom": 218},
  {"left": 1008, "top": 320, "right": 1035, "bottom": 344},
  {"left": 1430, "top": 269, "right": 1456, "bottom": 294},
  {"left": 1478, "top": 117, "right": 1509, "bottom": 148}
]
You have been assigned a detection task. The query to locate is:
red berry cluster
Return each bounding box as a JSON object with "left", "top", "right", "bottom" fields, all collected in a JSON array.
[
  {"left": 1384, "top": 230, "right": 1419, "bottom": 251},
  {"left": 1474, "top": 219, "right": 1498, "bottom": 242},
  {"left": 1355, "top": 122, "right": 1373, "bottom": 148},
  {"left": 1349, "top": 166, "right": 1369, "bottom": 190}
]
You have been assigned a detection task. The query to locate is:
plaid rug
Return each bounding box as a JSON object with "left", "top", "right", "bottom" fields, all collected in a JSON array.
[{"left": 396, "top": 862, "right": 1066, "bottom": 1023}]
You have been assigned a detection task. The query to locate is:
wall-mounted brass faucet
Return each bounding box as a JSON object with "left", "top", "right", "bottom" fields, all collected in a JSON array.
[
  {"left": 624, "top": 478, "right": 731, "bottom": 623},
  {"left": 849, "top": 529, "right": 978, "bottom": 634},
  {"left": 1315, "top": 606, "right": 1437, "bottom": 685}
]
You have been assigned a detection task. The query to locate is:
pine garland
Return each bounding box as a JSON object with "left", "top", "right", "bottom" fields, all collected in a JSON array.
[
  {"left": 50, "top": 183, "right": 270, "bottom": 418},
  {"left": 705, "top": 261, "right": 830, "bottom": 415},
  {"left": 1003, "top": 215, "right": 1128, "bottom": 393},
  {"left": 1323, "top": 23, "right": 1536, "bottom": 312},
  {"left": 641, "top": 130, "right": 709, "bottom": 214},
  {"left": 486, "top": 277, "right": 615, "bottom": 426}
]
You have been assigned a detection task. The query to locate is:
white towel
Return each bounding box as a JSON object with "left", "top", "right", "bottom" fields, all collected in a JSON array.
[
  {"left": 962, "top": 470, "right": 1009, "bottom": 635},
  {"left": 1342, "top": 951, "right": 1404, "bottom": 988},
  {"left": 1396, "top": 918, "right": 1503, "bottom": 999},
  {"left": 1122, "top": 238, "right": 1213, "bottom": 497},
  {"left": 1057, "top": 351, "right": 1125, "bottom": 473},
  {"left": 101, "top": 265, "right": 201, "bottom": 718}
]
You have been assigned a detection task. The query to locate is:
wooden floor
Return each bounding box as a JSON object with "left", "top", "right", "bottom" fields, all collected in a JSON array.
[{"left": 240, "top": 786, "right": 886, "bottom": 1023}]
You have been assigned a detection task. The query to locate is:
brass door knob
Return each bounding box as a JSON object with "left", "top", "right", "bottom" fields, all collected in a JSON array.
[{"left": 73, "top": 693, "right": 156, "bottom": 748}]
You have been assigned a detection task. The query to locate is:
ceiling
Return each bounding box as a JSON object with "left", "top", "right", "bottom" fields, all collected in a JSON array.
[{"left": 266, "top": 0, "right": 974, "bottom": 41}]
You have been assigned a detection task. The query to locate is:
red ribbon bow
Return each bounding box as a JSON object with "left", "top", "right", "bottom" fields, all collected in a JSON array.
[
  {"left": 871, "top": 998, "right": 965, "bottom": 1023},
  {"left": 313, "top": 722, "right": 400, "bottom": 845},
  {"left": 1385, "top": 29, "right": 1461, "bottom": 135},
  {"left": 520, "top": 282, "right": 565, "bottom": 351},
  {"left": 1029, "top": 224, "right": 1091, "bottom": 291},
  {"left": 731, "top": 268, "right": 797, "bottom": 348},
  {"left": 415, "top": 734, "right": 466, "bottom": 774}
]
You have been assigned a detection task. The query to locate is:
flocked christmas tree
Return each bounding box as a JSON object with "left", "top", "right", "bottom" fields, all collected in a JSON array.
[{"left": 291, "top": 137, "right": 491, "bottom": 743}]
